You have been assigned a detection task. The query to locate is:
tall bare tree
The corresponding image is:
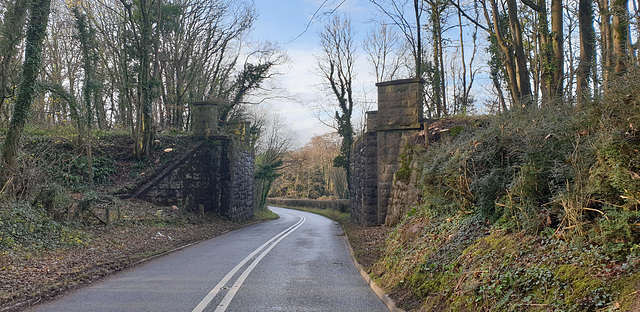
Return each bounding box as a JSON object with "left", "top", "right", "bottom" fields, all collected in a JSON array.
[
  {"left": 453, "top": 0, "right": 479, "bottom": 113},
  {"left": 252, "top": 109, "right": 294, "bottom": 210},
  {"left": 315, "top": 14, "right": 356, "bottom": 194},
  {"left": 119, "top": 0, "right": 157, "bottom": 159},
  {"left": 364, "top": 22, "right": 403, "bottom": 82},
  {"left": 599, "top": 0, "right": 614, "bottom": 86},
  {"left": 550, "top": 0, "right": 563, "bottom": 100},
  {"left": 158, "top": 0, "right": 256, "bottom": 130},
  {"left": 42, "top": 0, "right": 80, "bottom": 126},
  {"left": 480, "top": 0, "right": 532, "bottom": 108},
  {"left": 70, "top": 5, "right": 99, "bottom": 186},
  {"left": 522, "top": 0, "right": 562, "bottom": 104},
  {"left": 369, "top": 0, "right": 424, "bottom": 79},
  {"left": 425, "top": 0, "right": 448, "bottom": 116},
  {"left": 577, "top": 0, "right": 595, "bottom": 108}
]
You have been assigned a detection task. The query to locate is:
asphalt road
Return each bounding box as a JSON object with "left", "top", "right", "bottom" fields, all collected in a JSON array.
[{"left": 27, "top": 207, "right": 389, "bottom": 312}]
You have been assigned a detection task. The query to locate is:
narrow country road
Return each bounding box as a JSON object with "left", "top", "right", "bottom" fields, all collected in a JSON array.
[{"left": 26, "top": 207, "right": 389, "bottom": 312}]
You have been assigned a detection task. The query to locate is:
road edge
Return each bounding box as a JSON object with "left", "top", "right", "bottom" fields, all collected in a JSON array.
[
  {"left": 344, "top": 233, "right": 405, "bottom": 312},
  {"left": 0, "top": 218, "right": 271, "bottom": 312},
  {"left": 0, "top": 234, "right": 224, "bottom": 312}
]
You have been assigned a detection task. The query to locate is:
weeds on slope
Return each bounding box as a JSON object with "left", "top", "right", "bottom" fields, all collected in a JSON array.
[{"left": 374, "top": 72, "right": 640, "bottom": 310}]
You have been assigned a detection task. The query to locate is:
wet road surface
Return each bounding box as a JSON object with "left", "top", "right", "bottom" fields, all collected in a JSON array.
[{"left": 27, "top": 207, "right": 389, "bottom": 312}]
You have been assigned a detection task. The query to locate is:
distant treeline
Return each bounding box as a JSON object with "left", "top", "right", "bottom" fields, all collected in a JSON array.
[{"left": 266, "top": 198, "right": 350, "bottom": 213}]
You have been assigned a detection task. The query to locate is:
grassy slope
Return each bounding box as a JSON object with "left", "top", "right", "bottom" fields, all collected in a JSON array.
[
  {"left": 370, "top": 97, "right": 640, "bottom": 311},
  {"left": 374, "top": 211, "right": 640, "bottom": 311}
]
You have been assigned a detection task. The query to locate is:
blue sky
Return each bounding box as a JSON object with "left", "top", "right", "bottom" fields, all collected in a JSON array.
[
  {"left": 245, "top": 0, "right": 494, "bottom": 147},
  {"left": 249, "top": 0, "right": 380, "bottom": 147},
  {"left": 252, "top": 0, "right": 373, "bottom": 47}
]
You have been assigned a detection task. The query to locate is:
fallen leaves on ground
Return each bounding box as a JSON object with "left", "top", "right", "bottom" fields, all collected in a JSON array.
[{"left": 0, "top": 221, "right": 242, "bottom": 311}]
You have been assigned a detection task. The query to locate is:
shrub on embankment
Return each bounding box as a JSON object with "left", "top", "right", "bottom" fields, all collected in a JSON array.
[
  {"left": 373, "top": 75, "right": 640, "bottom": 311},
  {"left": 266, "top": 198, "right": 350, "bottom": 212}
]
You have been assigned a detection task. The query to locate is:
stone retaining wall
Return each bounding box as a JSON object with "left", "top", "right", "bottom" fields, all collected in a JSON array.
[{"left": 132, "top": 138, "right": 254, "bottom": 221}]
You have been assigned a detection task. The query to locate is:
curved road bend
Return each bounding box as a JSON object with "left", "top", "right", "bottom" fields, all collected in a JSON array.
[{"left": 27, "top": 207, "right": 389, "bottom": 312}]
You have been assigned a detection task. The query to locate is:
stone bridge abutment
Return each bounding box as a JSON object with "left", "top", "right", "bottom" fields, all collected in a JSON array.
[
  {"left": 123, "top": 101, "right": 255, "bottom": 221},
  {"left": 350, "top": 78, "right": 424, "bottom": 226}
]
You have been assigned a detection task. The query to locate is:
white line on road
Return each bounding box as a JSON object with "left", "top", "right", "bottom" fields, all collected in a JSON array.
[{"left": 192, "top": 212, "right": 305, "bottom": 312}]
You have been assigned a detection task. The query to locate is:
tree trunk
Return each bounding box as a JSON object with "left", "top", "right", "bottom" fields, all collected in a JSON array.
[
  {"left": 577, "top": 0, "right": 595, "bottom": 109},
  {"left": 1, "top": 0, "right": 52, "bottom": 189},
  {"left": 565, "top": 5, "right": 575, "bottom": 101},
  {"left": 414, "top": 0, "right": 422, "bottom": 79},
  {"left": 430, "top": 2, "right": 443, "bottom": 117},
  {"left": 458, "top": 3, "right": 466, "bottom": 105},
  {"left": 0, "top": 0, "right": 28, "bottom": 117},
  {"left": 507, "top": 0, "right": 532, "bottom": 107},
  {"left": 600, "top": 0, "right": 613, "bottom": 86},
  {"left": 122, "top": 0, "right": 156, "bottom": 159},
  {"left": 550, "top": 0, "right": 564, "bottom": 100},
  {"left": 612, "top": 0, "right": 629, "bottom": 75},
  {"left": 74, "top": 7, "right": 95, "bottom": 186},
  {"left": 536, "top": 0, "right": 552, "bottom": 105},
  {"left": 487, "top": 0, "right": 520, "bottom": 106},
  {"left": 437, "top": 12, "right": 447, "bottom": 116}
]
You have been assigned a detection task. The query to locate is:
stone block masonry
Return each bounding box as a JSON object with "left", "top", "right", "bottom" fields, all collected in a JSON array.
[
  {"left": 229, "top": 147, "right": 255, "bottom": 221},
  {"left": 130, "top": 138, "right": 255, "bottom": 221},
  {"left": 376, "top": 78, "right": 423, "bottom": 131},
  {"left": 350, "top": 78, "right": 424, "bottom": 226},
  {"left": 124, "top": 100, "right": 255, "bottom": 221},
  {"left": 350, "top": 131, "right": 378, "bottom": 226}
]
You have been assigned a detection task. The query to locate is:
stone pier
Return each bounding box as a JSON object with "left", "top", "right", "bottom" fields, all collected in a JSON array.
[
  {"left": 350, "top": 78, "right": 424, "bottom": 225},
  {"left": 192, "top": 101, "right": 219, "bottom": 136}
]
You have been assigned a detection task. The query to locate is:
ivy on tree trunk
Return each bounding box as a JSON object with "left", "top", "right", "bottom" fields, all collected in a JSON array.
[{"left": 1, "top": 0, "right": 52, "bottom": 191}]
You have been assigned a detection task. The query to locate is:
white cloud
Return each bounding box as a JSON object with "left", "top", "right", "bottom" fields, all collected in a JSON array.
[{"left": 249, "top": 0, "right": 385, "bottom": 147}]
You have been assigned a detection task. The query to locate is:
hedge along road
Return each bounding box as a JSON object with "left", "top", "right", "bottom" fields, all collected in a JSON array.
[{"left": 27, "top": 207, "right": 389, "bottom": 312}]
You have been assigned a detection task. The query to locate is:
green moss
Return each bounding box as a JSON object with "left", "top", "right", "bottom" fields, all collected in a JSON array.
[
  {"left": 450, "top": 125, "right": 465, "bottom": 137},
  {"left": 611, "top": 270, "right": 640, "bottom": 311},
  {"left": 396, "top": 166, "right": 412, "bottom": 183},
  {"left": 554, "top": 264, "right": 608, "bottom": 308},
  {"left": 396, "top": 146, "right": 414, "bottom": 183},
  {"left": 462, "top": 232, "right": 517, "bottom": 261},
  {"left": 409, "top": 269, "right": 460, "bottom": 299}
]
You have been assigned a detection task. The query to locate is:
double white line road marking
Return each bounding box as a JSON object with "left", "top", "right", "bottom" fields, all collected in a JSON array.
[{"left": 192, "top": 213, "right": 306, "bottom": 312}]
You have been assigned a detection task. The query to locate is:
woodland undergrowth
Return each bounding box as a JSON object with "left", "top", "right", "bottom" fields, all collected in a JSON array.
[{"left": 0, "top": 129, "right": 210, "bottom": 248}]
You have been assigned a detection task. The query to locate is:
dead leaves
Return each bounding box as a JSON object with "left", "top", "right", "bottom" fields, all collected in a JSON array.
[{"left": 0, "top": 221, "right": 240, "bottom": 308}]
